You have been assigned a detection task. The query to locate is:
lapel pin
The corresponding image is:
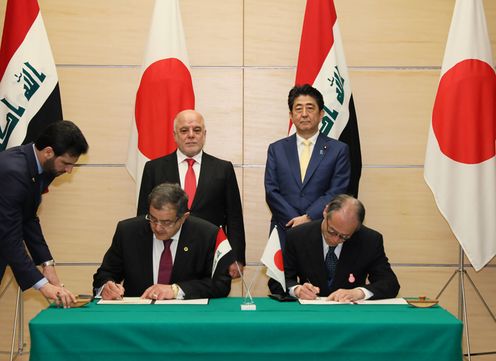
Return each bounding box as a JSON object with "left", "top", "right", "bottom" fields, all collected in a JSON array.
[
  {"left": 348, "top": 273, "right": 355, "bottom": 283},
  {"left": 183, "top": 246, "right": 189, "bottom": 252}
]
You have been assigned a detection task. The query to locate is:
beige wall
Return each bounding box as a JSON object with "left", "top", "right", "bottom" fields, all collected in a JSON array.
[{"left": 1, "top": 0, "right": 496, "bottom": 358}]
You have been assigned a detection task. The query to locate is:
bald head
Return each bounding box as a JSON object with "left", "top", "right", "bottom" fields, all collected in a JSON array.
[
  {"left": 321, "top": 195, "right": 365, "bottom": 246},
  {"left": 325, "top": 194, "right": 365, "bottom": 229},
  {"left": 173, "top": 109, "right": 207, "bottom": 157}
]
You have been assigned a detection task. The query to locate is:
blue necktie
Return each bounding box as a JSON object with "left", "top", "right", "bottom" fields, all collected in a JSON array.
[{"left": 325, "top": 246, "right": 338, "bottom": 288}]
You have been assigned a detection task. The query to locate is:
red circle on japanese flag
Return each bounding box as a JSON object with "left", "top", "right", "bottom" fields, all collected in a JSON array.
[
  {"left": 135, "top": 58, "right": 195, "bottom": 160},
  {"left": 274, "top": 250, "right": 284, "bottom": 271},
  {"left": 432, "top": 59, "right": 496, "bottom": 164}
]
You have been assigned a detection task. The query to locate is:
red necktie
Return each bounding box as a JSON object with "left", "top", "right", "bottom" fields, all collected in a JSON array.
[
  {"left": 184, "top": 158, "right": 196, "bottom": 209},
  {"left": 158, "top": 239, "right": 173, "bottom": 284}
]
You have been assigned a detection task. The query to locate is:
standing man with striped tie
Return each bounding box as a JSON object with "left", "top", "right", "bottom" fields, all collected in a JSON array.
[{"left": 137, "top": 110, "right": 245, "bottom": 279}]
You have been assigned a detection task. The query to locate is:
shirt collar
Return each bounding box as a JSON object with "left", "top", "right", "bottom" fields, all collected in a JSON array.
[
  {"left": 32, "top": 144, "right": 43, "bottom": 175},
  {"left": 176, "top": 149, "right": 203, "bottom": 165},
  {"left": 296, "top": 132, "right": 319, "bottom": 146},
  {"left": 321, "top": 234, "right": 343, "bottom": 257},
  {"left": 152, "top": 224, "right": 182, "bottom": 244}
]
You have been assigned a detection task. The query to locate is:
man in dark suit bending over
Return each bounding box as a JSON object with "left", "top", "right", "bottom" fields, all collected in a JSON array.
[
  {"left": 0, "top": 121, "right": 88, "bottom": 308},
  {"left": 93, "top": 183, "right": 231, "bottom": 300},
  {"left": 137, "top": 110, "right": 245, "bottom": 278},
  {"left": 272, "top": 194, "right": 400, "bottom": 302}
]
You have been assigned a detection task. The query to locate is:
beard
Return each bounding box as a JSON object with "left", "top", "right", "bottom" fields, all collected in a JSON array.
[{"left": 42, "top": 158, "right": 62, "bottom": 177}]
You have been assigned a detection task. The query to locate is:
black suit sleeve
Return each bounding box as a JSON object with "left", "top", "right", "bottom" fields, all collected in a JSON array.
[
  {"left": 137, "top": 161, "right": 155, "bottom": 216},
  {"left": 175, "top": 220, "right": 231, "bottom": 299},
  {"left": 92, "top": 222, "right": 126, "bottom": 291},
  {"left": 224, "top": 162, "right": 246, "bottom": 265},
  {"left": 362, "top": 233, "right": 400, "bottom": 300},
  {"left": 0, "top": 165, "right": 49, "bottom": 290}
]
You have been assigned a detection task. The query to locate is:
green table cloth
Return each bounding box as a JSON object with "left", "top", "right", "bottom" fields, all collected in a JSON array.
[{"left": 29, "top": 297, "right": 462, "bottom": 361}]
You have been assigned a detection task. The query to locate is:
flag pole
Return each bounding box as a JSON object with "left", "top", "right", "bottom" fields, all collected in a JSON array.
[{"left": 435, "top": 245, "right": 496, "bottom": 359}]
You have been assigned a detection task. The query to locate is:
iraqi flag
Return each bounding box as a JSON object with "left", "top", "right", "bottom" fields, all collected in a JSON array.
[
  {"left": 424, "top": 0, "right": 496, "bottom": 271},
  {"left": 0, "top": 0, "right": 63, "bottom": 151},
  {"left": 126, "top": 0, "right": 195, "bottom": 195},
  {"left": 261, "top": 226, "right": 286, "bottom": 291},
  {"left": 291, "top": 0, "right": 362, "bottom": 197},
  {"left": 212, "top": 227, "right": 232, "bottom": 277}
]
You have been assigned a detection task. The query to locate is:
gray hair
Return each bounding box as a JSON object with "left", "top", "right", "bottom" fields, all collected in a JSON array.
[
  {"left": 147, "top": 183, "right": 189, "bottom": 217},
  {"left": 325, "top": 194, "right": 365, "bottom": 225}
]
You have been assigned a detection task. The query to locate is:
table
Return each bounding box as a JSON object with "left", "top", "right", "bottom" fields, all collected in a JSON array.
[{"left": 29, "top": 297, "right": 462, "bottom": 361}]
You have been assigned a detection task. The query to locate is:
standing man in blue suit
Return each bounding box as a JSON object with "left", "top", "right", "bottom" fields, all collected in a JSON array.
[
  {"left": 0, "top": 121, "right": 88, "bottom": 307},
  {"left": 265, "top": 84, "right": 351, "bottom": 249}
]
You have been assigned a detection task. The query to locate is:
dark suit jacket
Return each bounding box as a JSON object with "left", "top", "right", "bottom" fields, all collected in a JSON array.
[
  {"left": 264, "top": 133, "right": 350, "bottom": 247},
  {"left": 92, "top": 215, "right": 231, "bottom": 299},
  {"left": 137, "top": 151, "right": 245, "bottom": 264},
  {"left": 0, "top": 143, "right": 54, "bottom": 290},
  {"left": 270, "top": 220, "right": 400, "bottom": 299}
]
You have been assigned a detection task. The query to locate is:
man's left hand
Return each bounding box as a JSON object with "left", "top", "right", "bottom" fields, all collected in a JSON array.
[
  {"left": 327, "top": 288, "right": 365, "bottom": 303},
  {"left": 42, "top": 265, "right": 62, "bottom": 286},
  {"left": 141, "top": 284, "right": 175, "bottom": 300},
  {"left": 229, "top": 262, "right": 244, "bottom": 279},
  {"left": 286, "top": 214, "right": 311, "bottom": 228}
]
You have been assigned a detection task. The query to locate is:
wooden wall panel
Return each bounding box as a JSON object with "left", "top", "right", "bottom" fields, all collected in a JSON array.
[
  {"left": 2, "top": 1, "right": 496, "bottom": 68},
  {"left": 182, "top": 0, "right": 243, "bottom": 66},
  {"left": 244, "top": 68, "right": 295, "bottom": 164},
  {"left": 360, "top": 167, "right": 459, "bottom": 264},
  {"left": 192, "top": 68, "right": 243, "bottom": 164},
  {"left": 244, "top": 0, "right": 305, "bottom": 66},
  {"left": 243, "top": 167, "right": 271, "bottom": 262},
  {"left": 42, "top": 0, "right": 153, "bottom": 65},
  {"left": 38, "top": 167, "right": 136, "bottom": 263},
  {"left": 352, "top": 70, "right": 438, "bottom": 165},
  {"left": 244, "top": 0, "right": 496, "bottom": 67},
  {"left": 58, "top": 67, "right": 138, "bottom": 165}
]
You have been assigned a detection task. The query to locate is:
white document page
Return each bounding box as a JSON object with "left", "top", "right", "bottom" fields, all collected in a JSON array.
[
  {"left": 97, "top": 297, "right": 152, "bottom": 305},
  {"left": 154, "top": 298, "right": 209, "bottom": 305},
  {"left": 299, "top": 297, "right": 407, "bottom": 305}
]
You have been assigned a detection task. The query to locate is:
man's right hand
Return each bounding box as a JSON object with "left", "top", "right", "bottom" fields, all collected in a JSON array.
[
  {"left": 39, "top": 283, "right": 76, "bottom": 308},
  {"left": 101, "top": 281, "right": 125, "bottom": 300},
  {"left": 295, "top": 282, "right": 320, "bottom": 300}
]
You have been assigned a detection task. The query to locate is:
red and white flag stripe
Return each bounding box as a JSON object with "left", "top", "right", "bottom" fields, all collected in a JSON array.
[
  {"left": 261, "top": 227, "right": 286, "bottom": 291},
  {"left": 424, "top": 0, "right": 496, "bottom": 271},
  {"left": 212, "top": 227, "right": 232, "bottom": 277},
  {"left": 0, "top": 0, "right": 62, "bottom": 151},
  {"left": 126, "top": 0, "right": 195, "bottom": 197},
  {"left": 292, "top": 0, "right": 361, "bottom": 196}
]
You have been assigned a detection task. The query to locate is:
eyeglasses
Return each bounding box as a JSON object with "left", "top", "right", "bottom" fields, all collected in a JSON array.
[
  {"left": 325, "top": 221, "right": 352, "bottom": 241},
  {"left": 145, "top": 214, "right": 180, "bottom": 229}
]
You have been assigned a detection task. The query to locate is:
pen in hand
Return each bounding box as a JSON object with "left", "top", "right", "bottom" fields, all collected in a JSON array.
[{"left": 297, "top": 279, "right": 320, "bottom": 300}]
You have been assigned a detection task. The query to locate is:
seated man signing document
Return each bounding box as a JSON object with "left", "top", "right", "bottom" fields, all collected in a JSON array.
[
  {"left": 274, "top": 194, "right": 400, "bottom": 302},
  {"left": 93, "top": 183, "right": 231, "bottom": 300}
]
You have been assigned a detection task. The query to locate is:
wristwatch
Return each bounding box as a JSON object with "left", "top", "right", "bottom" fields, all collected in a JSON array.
[
  {"left": 41, "top": 259, "right": 56, "bottom": 268},
  {"left": 171, "top": 283, "right": 179, "bottom": 299}
]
